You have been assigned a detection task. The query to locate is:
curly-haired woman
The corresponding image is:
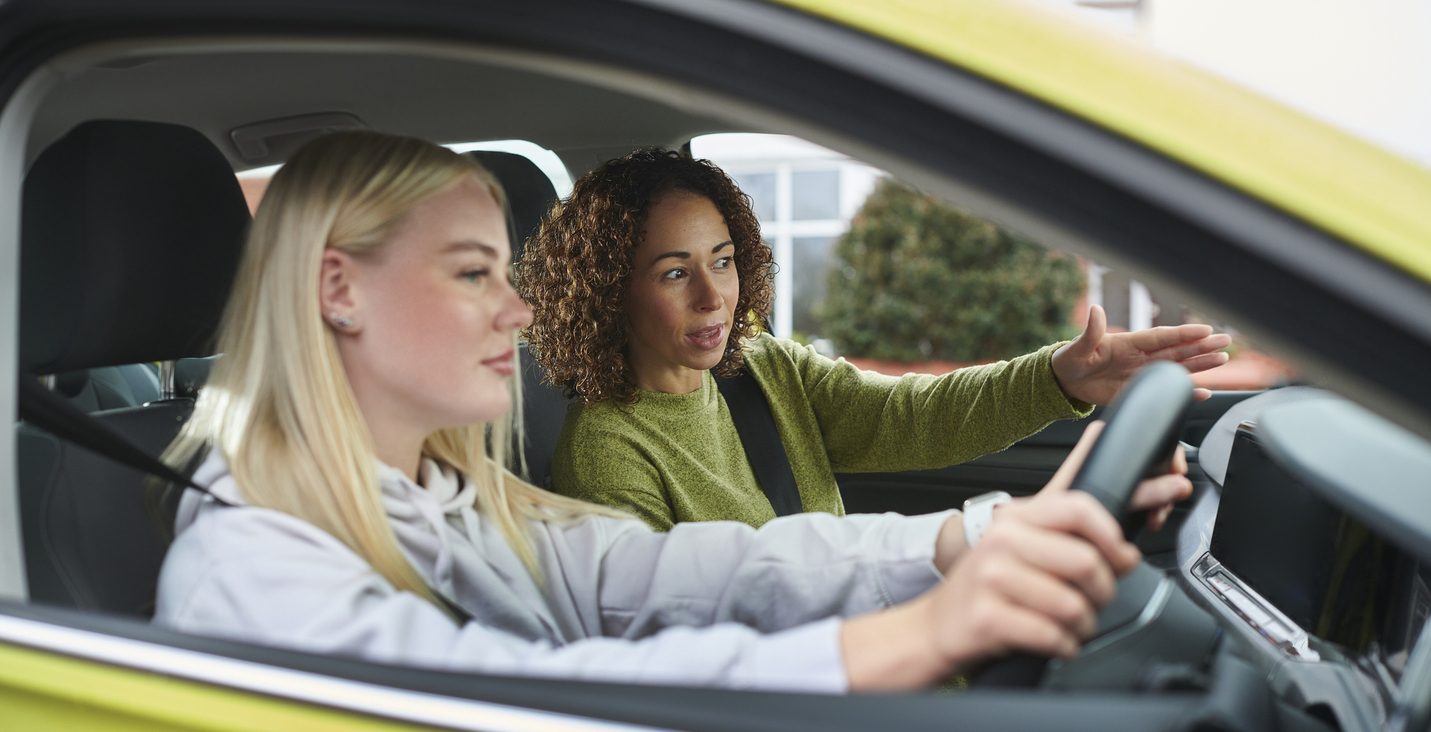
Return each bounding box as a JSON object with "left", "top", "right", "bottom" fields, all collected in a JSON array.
[{"left": 520, "top": 148, "right": 1229, "bottom": 532}]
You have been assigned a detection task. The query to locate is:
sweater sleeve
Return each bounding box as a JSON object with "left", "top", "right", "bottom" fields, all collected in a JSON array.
[
  {"left": 765, "top": 336, "right": 1092, "bottom": 473},
  {"left": 580, "top": 510, "right": 952, "bottom": 640},
  {"left": 155, "top": 506, "right": 851, "bottom": 693},
  {"left": 157, "top": 504, "right": 956, "bottom": 693}
]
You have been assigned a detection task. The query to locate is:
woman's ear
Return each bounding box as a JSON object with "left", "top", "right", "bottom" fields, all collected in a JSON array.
[{"left": 319, "top": 248, "right": 360, "bottom": 332}]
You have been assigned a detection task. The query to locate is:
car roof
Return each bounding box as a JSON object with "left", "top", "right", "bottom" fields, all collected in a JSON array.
[
  {"left": 26, "top": 45, "right": 741, "bottom": 176},
  {"left": 783, "top": 0, "right": 1431, "bottom": 285}
]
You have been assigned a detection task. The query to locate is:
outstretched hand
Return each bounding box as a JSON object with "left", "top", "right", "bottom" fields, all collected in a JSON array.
[{"left": 1051, "top": 305, "right": 1230, "bottom": 405}]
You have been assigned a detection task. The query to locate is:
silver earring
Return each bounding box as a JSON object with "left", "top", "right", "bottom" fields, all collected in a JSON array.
[{"left": 329, "top": 312, "right": 355, "bottom": 329}]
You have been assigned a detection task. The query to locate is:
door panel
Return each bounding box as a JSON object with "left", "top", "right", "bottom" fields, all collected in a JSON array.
[{"left": 836, "top": 390, "right": 1260, "bottom": 526}]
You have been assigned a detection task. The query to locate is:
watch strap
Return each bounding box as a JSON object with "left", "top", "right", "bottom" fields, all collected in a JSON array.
[{"left": 962, "top": 490, "right": 1012, "bottom": 547}]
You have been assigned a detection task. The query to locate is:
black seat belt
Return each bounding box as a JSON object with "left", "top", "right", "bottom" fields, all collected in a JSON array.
[
  {"left": 16, "top": 375, "right": 226, "bottom": 505},
  {"left": 17, "top": 375, "right": 478, "bottom": 623},
  {"left": 715, "top": 370, "right": 802, "bottom": 517}
]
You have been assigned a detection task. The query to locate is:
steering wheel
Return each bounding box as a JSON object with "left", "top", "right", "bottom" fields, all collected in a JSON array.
[{"left": 971, "top": 360, "right": 1195, "bottom": 687}]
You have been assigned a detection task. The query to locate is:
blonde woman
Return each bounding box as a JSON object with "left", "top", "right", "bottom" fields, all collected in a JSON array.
[{"left": 152, "top": 131, "right": 1182, "bottom": 692}]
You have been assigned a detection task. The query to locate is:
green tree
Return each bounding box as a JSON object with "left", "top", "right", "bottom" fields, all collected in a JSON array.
[{"left": 820, "top": 180, "right": 1083, "bottom": 363}]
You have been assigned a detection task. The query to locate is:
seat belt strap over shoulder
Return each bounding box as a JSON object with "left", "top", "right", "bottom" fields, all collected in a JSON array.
[
  {"left": 17, "top": 374, "right": 478, "bottom": 623},
  {"left": 715, "top": 370, "right": 803, "bottom": 517},
  {"left": 16, "top": 375, "right": 226, "bottom": 504}
]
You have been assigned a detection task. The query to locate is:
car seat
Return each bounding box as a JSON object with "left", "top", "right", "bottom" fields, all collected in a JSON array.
[
  {"left": 16, "top": 120, "right": 249, "bottom": 616},
  {"left": 466, "top": 150, "right": 558, "bottom": 262},
  {"left": 41, "top": 149, "right": 582, "bottom": 492},
  {"left": 459, "top": 151, "right": 575, "bottom": 489},
  {"left": 517, "top": 342, "right": 576, "bottom": 490},
  {"left": 54, "top": 363, "right": 163, "bottom": 412}
]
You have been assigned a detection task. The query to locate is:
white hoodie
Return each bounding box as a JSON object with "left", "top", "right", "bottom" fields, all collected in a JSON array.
[{"left": 153, "top": 451, "right": 951, "bottom": 693}]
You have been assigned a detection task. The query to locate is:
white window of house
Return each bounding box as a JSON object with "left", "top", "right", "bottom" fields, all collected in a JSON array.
[
  {"left": 791, "top": 170, "right": 839, "bottom": 221},
  {"left": 690, "top": 133, "right": 882, "bottom": 339},
  {"left": 731, "top": 171, "right": 776, "bottom": 221}
]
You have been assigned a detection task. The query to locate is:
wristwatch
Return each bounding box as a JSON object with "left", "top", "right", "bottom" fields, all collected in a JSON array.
[{"left": 962, "top": 490, "right": 1012, "bottom": 547}]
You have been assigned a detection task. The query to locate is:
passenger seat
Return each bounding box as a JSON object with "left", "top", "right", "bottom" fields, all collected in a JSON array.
[
  {"left": 463, "top": 151, "right": 576, "bottom": 490},
  {"left": 466, "top": 150, "right": 558, "bottom": 262},
  {"left": 55, "top": 363, "right": 163, "bottom": 412}
]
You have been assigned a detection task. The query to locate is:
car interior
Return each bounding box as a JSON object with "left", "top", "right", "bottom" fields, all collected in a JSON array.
[{"left": 5, "top": 29, "right": 1431, "bottom": 732}]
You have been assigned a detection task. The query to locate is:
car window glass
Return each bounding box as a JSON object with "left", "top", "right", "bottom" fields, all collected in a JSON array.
[
  {"left": 791, "top": 170, "right": 839, "bottom": 220},
  {"left": 691, "top": 132, "right": 1291, "bottom": 391}
]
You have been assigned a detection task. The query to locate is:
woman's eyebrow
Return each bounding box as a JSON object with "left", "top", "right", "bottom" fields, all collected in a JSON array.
[
  {"left": 445, "top": 240, "right": 499, "bottom": 257},
  {"left": 652, "top": 251, "right": 690, "bottom": 264},
  {"left": 652, "top": 241, "right": 732, "bottom": 265}
]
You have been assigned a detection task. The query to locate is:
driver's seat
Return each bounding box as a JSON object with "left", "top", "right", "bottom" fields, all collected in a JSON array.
[{"left": 16, "top": 120, "right": 249, "bottom": 616}]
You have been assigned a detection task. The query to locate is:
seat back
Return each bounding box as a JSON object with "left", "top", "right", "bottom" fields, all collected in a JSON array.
[
  {"left": 465, "top": 150, "right": 558, "bottom": 263},
  {"left": 56, "top": 363, "right": 163, "bottom": 413},
  {"left": 463, "top": 151, "right": 573, "bottom": 488},
  {"left": 18, "top": 403, "right": 195, "bottom": 615},
  {"left": 17, "top": 120, "right": 249, "bottom": 615},
  {"left": 517, "top": 343, "right": 577, "bottom": 489}
]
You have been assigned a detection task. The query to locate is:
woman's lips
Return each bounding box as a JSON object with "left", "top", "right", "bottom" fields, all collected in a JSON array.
[
  {"left": 482, "top": 350, "right": 516, "bottom": 376},
  {"left": 686, "top": 324, "right": 725, "bottom": 351}
]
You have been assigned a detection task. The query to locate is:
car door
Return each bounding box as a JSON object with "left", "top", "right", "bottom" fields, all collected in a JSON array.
[
  {"left": 1, "top": 0, "right": 1430, "bottom": 730},
  {"left": 838, "top": 392, "right": 1258, "bottom": 511},
  {"left": 837, "top": 391, "right": 1261, "bottom": 561}
]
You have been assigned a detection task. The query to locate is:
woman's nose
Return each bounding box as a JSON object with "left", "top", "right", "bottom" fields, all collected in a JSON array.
[
  {"left": 499, "top": 283, "right": 534, "bottom": 331},
  {"left": 693, "top": 271, "right": 725, "bottom": 312}
]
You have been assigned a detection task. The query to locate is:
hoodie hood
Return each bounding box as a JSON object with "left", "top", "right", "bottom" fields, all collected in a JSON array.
[{"left": 174, "top": 448, "right": 562, "bottom": 641}]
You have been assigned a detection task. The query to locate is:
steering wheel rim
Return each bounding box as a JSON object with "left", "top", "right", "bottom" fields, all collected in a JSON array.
[{"left": 971, "top": 360, "right": 1195, "bottom": 688}]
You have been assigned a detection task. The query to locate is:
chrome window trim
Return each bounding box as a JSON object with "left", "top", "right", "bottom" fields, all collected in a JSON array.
[{"left": 0, "top": 613, "right": 671, "bottom": 732}]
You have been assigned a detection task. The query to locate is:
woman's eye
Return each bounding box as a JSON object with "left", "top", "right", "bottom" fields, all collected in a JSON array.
[
  {"left": 462, "top": 269, "right": 491, "bottom": 283},
  {"left": 662, "top": 268, "right": 687, "bottom": 281},
  {"left": 714, "top": 257, "right": 733, "bottom": 269}
]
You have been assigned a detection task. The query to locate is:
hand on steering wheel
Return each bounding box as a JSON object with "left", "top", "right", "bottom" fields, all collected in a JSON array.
[
  {"left": 929, "top": 423, "right": 1144, "bottom": 667},
  {"left": 970, "top": 360, "right": 1195, "bottom": 687},
  {"left": 841, "top": 362, "right": 1195, "bottom": 691},
  {"left": 842, "top": 424, "right": 1165, "bottom": 690},
  {"left": 1027, "top": 423, "right": 1193, "bottom": 532}
]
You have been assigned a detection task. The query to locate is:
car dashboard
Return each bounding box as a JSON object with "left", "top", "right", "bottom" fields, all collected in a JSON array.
[{"left": 1160, "top": 389, "right": 1431, "bottom": 732}]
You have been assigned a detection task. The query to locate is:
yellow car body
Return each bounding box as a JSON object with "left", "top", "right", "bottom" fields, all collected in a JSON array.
[{"left": 2, "top": 1, "right": 1428, "bottom": 730}]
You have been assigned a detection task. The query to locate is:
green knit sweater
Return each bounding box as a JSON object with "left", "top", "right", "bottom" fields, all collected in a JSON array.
[{"left": 551, "top": 334, "right": 1092, "bottom": 531}]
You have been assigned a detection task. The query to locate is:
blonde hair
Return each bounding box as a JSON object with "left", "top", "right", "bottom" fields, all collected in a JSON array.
[{"left": 161, "top": 131, "right": 616, "bottom": 610}]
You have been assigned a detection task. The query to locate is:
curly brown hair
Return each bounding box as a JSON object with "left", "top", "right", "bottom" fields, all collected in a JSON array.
[{"left": 518, "top": 148, "right": 775, "bottom": 406}]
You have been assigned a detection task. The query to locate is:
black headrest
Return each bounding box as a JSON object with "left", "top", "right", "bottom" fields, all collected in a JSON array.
[
  {"left": 21, "top": 120, "right": 250, "bottom": 375},
  {"left": 466, "top": 151, "right": 559, "bottom": 263}
]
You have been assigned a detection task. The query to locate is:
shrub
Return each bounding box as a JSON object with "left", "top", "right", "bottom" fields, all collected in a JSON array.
[{"left": 820, "top": 179, "right": 1083, "bottom": 363}]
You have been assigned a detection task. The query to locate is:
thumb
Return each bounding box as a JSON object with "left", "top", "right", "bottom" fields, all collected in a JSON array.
[
  {"left": 1069, "top": 305, "right": 1106, "bottom": 357},
  {"left": 1041, "top": 421, "right": 1105, "bottom": 495}
]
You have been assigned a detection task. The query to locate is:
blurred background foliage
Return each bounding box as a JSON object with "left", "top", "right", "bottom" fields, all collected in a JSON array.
[{"left": 820, "top": 180, "right": 1083, "bottom": 363}]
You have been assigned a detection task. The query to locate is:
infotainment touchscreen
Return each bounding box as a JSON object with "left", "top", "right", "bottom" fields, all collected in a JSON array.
[{"left": 1206, "top": 423, "right": 1431, "bottom": 672}]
